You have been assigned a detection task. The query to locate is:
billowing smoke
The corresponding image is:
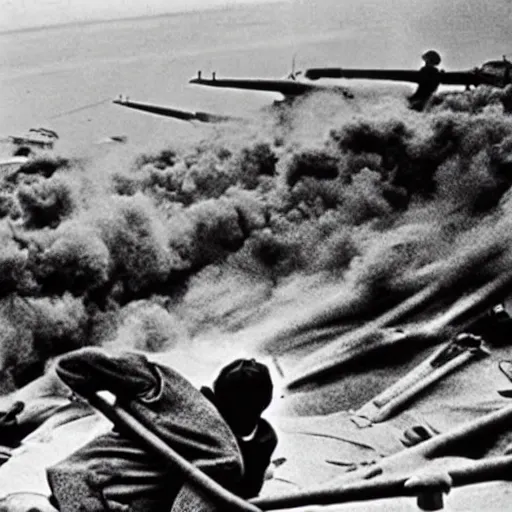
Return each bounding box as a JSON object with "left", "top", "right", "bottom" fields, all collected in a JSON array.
[{"left": 1, "top": 87, "right": 512, "bottom": 390}]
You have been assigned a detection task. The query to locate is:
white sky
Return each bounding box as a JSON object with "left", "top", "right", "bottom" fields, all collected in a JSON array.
[{"left": 0, "top": 0, "right": 283, "bottom": 31}]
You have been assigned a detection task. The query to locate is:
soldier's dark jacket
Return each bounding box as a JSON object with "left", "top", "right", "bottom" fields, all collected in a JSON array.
[{"left": 201, "top": 386, "right": 277, "bottom": 499}]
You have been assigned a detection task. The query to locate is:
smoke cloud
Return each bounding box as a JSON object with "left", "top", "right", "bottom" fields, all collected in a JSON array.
[{"left": 1, "top": 87, "right": 512, "bottom": 390}]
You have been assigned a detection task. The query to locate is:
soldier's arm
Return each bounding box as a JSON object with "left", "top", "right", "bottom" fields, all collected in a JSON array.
[{"left": 55, "top": 347, "right": 158, "bottom": 399}]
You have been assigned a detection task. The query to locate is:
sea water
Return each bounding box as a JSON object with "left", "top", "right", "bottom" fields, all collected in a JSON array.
[{"left": 1, "top": 0, "right": 510, "bottom": 152}]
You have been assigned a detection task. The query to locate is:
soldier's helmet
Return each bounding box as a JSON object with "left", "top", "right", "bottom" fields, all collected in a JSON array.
[
  {"left": 214, "top": 358, "right": 273, "bottom": 413},
  {"left": 214, "top": 358, "right": 273, "bottom": 435},
  {"left": 422, "top": 50, "right": 442, "bottom": 66}
]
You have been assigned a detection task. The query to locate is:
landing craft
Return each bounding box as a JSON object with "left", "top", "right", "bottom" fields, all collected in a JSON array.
[
  {"left": 113, "top": 94, "right": 243, "bottom": 124},
  {"left": 0, "top": 127, "right": 58, "bottom": 176},
  {"left": 112, "top": 59, "right": 353, "bottom": 124},
  {"left": 112, "top": 72, "right": 353, "bottom": 124},
  {"left": 306, "top": 50, "right": 512, "bottom": 111},
  {"left": 113, "top": 51, "right": 512, "bottom": 123},
  {"left": 1, "top": 127, "right": 58, "bottom": 151}
]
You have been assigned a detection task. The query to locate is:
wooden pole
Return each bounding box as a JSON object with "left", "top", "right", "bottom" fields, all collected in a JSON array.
[
  {"left": 86, "top": 393, "right": 262, "bottom": 512},
  {"left": 252, "top": 455, "right": 512, "bottom": 510}
]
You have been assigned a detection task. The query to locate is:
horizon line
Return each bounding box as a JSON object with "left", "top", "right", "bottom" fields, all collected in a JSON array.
[{"left": 0, "top": 0, "right": 285, "bottom": 37}]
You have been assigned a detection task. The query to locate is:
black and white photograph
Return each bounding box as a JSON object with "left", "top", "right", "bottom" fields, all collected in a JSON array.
[{"left": 1, "top": 0, "right": 512, "bottom": 510}]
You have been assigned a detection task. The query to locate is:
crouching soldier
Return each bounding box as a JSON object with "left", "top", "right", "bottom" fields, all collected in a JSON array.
[{"left": 46, "top": 348, "right": 276, "bottom": 512}]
